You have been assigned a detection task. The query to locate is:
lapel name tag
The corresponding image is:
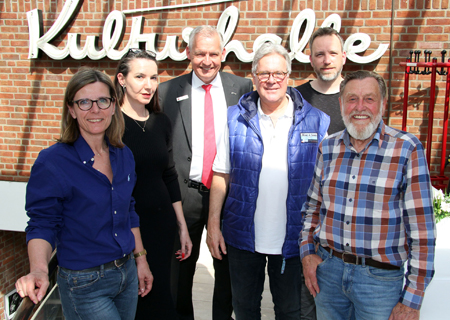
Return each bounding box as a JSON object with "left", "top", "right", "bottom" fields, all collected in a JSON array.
[
  {"left": 176, "top": 95, "right": 189, "bottom": 102},
  {"left": 301, "top": 132, "right": 318, "bottom": 143}
]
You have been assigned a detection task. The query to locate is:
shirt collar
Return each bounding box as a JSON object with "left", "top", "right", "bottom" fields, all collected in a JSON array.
[
  {"left": 73, "top": 135, "right": 113, "bottom": 166},
  {"left": 192, "top": 71, "right": 222, "bottom": 89},
  {"left": 257, "top": 94, "right": 294, "bottom": 119}
]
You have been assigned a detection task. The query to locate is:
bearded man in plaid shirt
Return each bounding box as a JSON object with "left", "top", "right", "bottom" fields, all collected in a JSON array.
[{"left": 300, "top": 70, "right": 436, "bottom": 320}]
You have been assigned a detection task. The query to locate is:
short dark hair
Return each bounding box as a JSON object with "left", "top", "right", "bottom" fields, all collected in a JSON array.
[
  {"left": 309, "top": 27, "right": 344, "bottom": 53},
  {"left": 114, "top": 50, "right": 161, "bottom": 113},
  {"left": 339, "top": 70, "right": 387, "bottom": 100},
  {"left": 59, "top": 67, "right": 124, "bottom": 147}
]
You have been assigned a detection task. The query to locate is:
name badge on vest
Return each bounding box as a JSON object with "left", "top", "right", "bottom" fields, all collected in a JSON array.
[{"left": 301, "top": 133, "right": 318, "bottom": 143}]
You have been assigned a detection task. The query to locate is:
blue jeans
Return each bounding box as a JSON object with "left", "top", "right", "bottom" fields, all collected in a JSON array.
[
  {"left": 314, "top": 245, "right": 404, "bottom": 320},
  {"left": 228, "top": 245, "right": 301, "bottom": 320},
  {"left": 57, "top": 257, "right": 138, "bottom": 320}
]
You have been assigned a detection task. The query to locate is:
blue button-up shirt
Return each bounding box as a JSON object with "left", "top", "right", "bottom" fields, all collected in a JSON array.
[
  {"left": 25, "top": 136, "right": 139, "bottom": 270},
  {"left": 301, "top": 121, "right": 436, "bottom": 310}
]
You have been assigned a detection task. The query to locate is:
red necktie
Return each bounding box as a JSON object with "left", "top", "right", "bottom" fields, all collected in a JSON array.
[{"left": 202, "top": 84, "right": 215, "bottom": 189}]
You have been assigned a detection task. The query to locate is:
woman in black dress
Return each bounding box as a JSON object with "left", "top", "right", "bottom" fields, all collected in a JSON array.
[{"left": 115, "top": 49, "right": 192, "bottom": 319}]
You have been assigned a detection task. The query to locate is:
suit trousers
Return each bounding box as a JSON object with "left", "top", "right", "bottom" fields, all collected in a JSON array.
[{"left": 171, "top": 186, "right": 233, "bottom": 320}]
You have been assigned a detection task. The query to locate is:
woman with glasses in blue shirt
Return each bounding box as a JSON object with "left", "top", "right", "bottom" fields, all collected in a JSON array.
[
  {"left": 15, "top": 67, "right": 153, "bottom": 320},
  {"left": 115, "top": 49, "right": 192, "bottom": 319}
]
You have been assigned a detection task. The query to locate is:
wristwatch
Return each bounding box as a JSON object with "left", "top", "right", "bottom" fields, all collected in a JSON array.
[{"left": 134, "top": 249, "right": 147, "bottom": 258}]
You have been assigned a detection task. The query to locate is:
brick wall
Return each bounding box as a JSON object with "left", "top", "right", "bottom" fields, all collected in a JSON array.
[
  {"left": 0, "top": 0, "right": 449, "bottom": 317},
  {"left": 0, "top": 0, "right": 449, "bottom": 181},
  {"left": 0, "top": 231, "right": 29, "bottom": 320}
]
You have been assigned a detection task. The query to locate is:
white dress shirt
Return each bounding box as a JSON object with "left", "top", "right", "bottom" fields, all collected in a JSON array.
[
  {"left": 214, "top": 95, "right": 294, "bottom": 254},
  {"left": 190, "top": 72, "right": 228, "bottom": 182}
]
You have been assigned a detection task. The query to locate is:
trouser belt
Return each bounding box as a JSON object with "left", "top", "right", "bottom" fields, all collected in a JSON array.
[
  {"left": 188, "top": 179, "right": 210, "bottom": 193},
  {"left": 322, "top": 246, "right": 400, "bottom": 270},
  {"left": 61, "top": 253, "right": 132, "bottom": 273}
]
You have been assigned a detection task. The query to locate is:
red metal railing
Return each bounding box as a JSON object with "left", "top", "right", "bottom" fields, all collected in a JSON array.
[{"left": 399, "top": 59, "right": 450, "bottom": 190}]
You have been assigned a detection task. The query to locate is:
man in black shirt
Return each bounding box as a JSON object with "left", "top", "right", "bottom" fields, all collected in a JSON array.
[{"left": 296, "top": 27, "right": 347, "bottom": 135}]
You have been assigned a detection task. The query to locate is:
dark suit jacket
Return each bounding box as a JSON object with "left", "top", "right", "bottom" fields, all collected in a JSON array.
[{"left": 158, "top": 71, "right": 253, "bottom": 206}]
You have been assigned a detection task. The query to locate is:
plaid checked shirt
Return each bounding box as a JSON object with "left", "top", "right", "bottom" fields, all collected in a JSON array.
[{"left": 300, "top": 121, "right": 436, "bottom": 310}]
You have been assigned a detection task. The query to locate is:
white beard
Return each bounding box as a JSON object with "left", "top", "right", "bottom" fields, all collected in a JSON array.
[{"left": 342, "top": 102, "right": 383, "bottom": 140}]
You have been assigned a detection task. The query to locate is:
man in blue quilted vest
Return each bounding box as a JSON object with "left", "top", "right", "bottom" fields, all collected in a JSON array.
[{"left": 206, "top": 42, "right": 330, "bottom": 319}]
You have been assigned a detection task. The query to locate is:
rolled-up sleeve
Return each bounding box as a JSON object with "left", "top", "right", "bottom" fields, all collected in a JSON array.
[
  {"left": 25, "top": 159, "right": 65, "bottom": 250},
  {"left": 129, "top": 194, "right": 139, "bottom": 229},
  {"left": 213, "top": 120, "right": 230, "bottom": 174}
]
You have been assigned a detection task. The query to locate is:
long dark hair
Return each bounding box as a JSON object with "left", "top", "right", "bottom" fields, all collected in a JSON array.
[{"left": 114, "top": 49, "right": 161, "bottom": 113}]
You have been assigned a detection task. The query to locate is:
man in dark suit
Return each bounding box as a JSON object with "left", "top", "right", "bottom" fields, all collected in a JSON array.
[{"left": 158, "top": 25, "right": 253, "bottom": 320}]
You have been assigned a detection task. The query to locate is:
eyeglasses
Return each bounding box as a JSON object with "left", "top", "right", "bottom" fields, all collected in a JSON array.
[
  {"left": 255, "top": 71, "right": 289, "bottom": 82},
  {"left": 72, "top": 97, "right": 115, "bottom": 111},
  {"left": 125, "top": 48, "right": 157, "bottom": 58}
]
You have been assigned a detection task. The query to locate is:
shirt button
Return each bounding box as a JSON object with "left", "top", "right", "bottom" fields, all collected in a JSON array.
[
  {"left": 187, "top": 157, "right": 191, "bottom": 162},
  {"left": 346, "top": 243, "right": 349, "bottom": 247},
  {"left": 114, "top": 211, "right": 117, "bottom": 214},
  {"left": 112, "top": 187, "right": 114, "bottom": 190},
  {"left": 91, "top": 158, "right": 94, "bottom": 161},
  {"left": 115, "top": 233, "right": 117, "bottom": 237},
  {"left": 184, "top": 179, "right": 188, "bottom": 184},
  {"left": 349, "top": 198, "right": 352, "bottom": 202},
  {"left": 352, "top": 175, "right": 356, "bottom": 179},
  {"left": 83, "top": 161, "right": 86, "bottom": 164},
  {"left": 123, "top": 254, "right": 126, "bottom": 257},
  {"left": 346, "top": 221, "right": 350, "bottom": 225}
]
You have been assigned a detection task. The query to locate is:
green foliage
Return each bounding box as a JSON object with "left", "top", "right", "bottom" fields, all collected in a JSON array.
[{"left": 433, "top": 188, "right": 450, "bottom": 223}]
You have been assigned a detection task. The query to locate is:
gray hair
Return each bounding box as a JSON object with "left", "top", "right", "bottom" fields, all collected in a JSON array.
[
  {"left": 309, "top": 27, "right": 344, "bottom": 53},
  {"left": 252, "top": 42, "right": 291, "bottom": 74},
  {"left": 339, "top": 70, "right": 387, "bottom": 100},
  {"left": 188, "top": 26, "right": 224, "bottom": 51}
]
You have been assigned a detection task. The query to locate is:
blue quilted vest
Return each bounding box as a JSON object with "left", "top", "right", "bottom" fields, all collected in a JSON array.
[{"left": 222, "top": 87, "right": 330, "bottom": 259}]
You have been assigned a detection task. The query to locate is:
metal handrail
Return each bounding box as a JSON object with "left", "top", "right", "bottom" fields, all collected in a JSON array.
[
  {"left": 11, "top": 298, "right": 35, "bottom": 320},
  {"left": 12, "top": 251, "right": 58, "bottom": 320}
]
